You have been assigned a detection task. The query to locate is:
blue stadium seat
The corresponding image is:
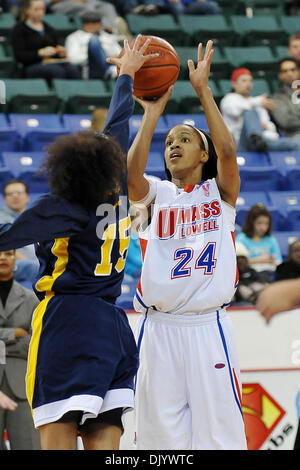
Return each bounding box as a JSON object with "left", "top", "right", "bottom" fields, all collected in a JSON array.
[
  {"left": 0, "top": 113, "right": 21, "bottom": 151},
  {"left": 129, "top": 115, "right": 168, "bottom": 154},
  {"left": 269, "top": 151, "right": 300, "bottom": 190},
  {"left": 116, "top": 277, "right": 138, "bottom": 310},
  {"left": 235, "top": 191, "right": 284, "bottom": 229},
  {"left": 1, "top": 151, "right": 48, "bottom": 193},
  {"left": 273, "top": 231, "right": 300, "bottom": 259},
  {"left": 164, "top": 114, "right": 209, "bottom": 132},
  {"left": 8, "top": 114, "right": 69, "bottom": 151},
  {"left": 268, "top": 191, "right": 300, "bottom": 231},
  {"left": 239, "top": 167, "right": 282, "bottom": 191},
  {"left": 145, "top": 152, "right": 165, "bottom": 180},
  {"left": 285, "top": 167, "right": 300, "bottom": 191},
  {"left": 236, "top": 151, "right": 272, "bottom": 168},
  {"left": 61, "top": 114, "right": 92, "bottom": 132}
]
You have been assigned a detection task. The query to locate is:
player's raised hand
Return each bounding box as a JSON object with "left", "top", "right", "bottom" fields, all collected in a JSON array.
[
  {"left": 134, "top": 85, "right": 174, "bottom": 118},
  {"left": 106, "top": 34, "right": 159, "bottom": 78},
  {"left": 188, "top": 40, "right": 214, "bottom": 95}
]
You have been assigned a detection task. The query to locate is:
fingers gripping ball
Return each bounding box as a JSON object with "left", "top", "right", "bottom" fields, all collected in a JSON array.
[{"left": 119, "top": 36, "right": 180, "bottom": 99}]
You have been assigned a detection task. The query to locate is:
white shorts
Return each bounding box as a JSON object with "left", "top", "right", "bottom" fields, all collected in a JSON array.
[{"left": 134, "top": 308, "right": 247, "bottom": 450}]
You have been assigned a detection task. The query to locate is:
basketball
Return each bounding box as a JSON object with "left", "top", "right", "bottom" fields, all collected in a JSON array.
[{"left": 118, "top": 35, "right": 180, "bottom": 99}]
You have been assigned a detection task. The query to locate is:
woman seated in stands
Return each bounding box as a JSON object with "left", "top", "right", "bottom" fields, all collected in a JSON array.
[{"left": 11, "top": 0, "right": 81, "bottom": 83}]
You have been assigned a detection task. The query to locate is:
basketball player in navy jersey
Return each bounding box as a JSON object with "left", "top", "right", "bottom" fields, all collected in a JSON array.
[{"left": 0, "top": 35, "right": 155, "bottom": 450}]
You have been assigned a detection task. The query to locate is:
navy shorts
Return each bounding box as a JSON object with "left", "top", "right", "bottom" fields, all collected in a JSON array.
[{"left": 26, "top": 294, "right": 138, "bottom": 428}]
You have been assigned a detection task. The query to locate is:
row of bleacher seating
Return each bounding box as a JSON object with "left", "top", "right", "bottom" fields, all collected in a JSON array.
[
  {"left": 0, "top": 74, "right": 286, "bottom": 116},
  {"left": 0, "top": 43, "right": 292, "bottom": 81},
  {"left": 0, "top": 9, "right": 298, "bottom": 46},
  {"left": 0, "top": 112, "right": 299, "bottom": 232}
]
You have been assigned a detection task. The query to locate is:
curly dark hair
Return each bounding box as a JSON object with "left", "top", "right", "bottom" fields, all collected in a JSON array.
[
  {"left": 242, "top": 203, "right": 273, "bottom": 238},
  {"left": 42, "top": 131, "right": 126, "bottom": 210},
  {"left": 164, "top": 126, "right": 218, "bottom": 182}
]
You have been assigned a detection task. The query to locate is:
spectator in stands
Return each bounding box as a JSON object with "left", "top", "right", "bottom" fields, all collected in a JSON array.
[
  {"left": 47, "top": 0, "right": 131, "bottom": 38},
  {"left": 11, "top": 0, "right": 81, "bottom": 82},
  {"left": 127, "top": 0, "right": 219, "bottom": 17},
  {"left": 236, "top": 203, "right": 282, "bottom": 279},
  {"left": 65, "top": 10, "right": 121, "bottom": 79},
  {"left": 270, "top": 58, "right": 300, "bottom": 141},
  {"left": 0, "top": 249, "right": 40, "bottom": 450},
  {"left": 220, "top": 67, "right": 300, "bottom": 152},
  {"left": 0, "top": 391, "right": 18, "bottom": 411},
  {"left": 288, "top": 33, "right": 300, "bottom": 66},
  {"left": 0, "top": 179, "right": 39, "bottom": 288},
  {"left": 90, "top": 108, "right": 108, "bottom": 131},
  {"left": 232, "top": 242, "right": 271, "bottom": 305},
  {"left": 275, "top": 239, "right": 300, "bottom": 281}
]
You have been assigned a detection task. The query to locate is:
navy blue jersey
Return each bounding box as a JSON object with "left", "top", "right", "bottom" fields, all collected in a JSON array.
[{"left": 0, "top": 75, "right": 134, "bottom": 301}]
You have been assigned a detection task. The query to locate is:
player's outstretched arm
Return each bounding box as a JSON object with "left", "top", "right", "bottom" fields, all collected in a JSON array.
[
  {"left": 127, "top": 87, "right": 173, "bottom": 203},
  {"left": 188, "top": 40, "right": 240, "bottom": 207},
  {"left": 256, "top": 278, "right": 300, "bottom": 323},
  {"left": 104, "top": 35, "right": 158, "bottom": 153}
]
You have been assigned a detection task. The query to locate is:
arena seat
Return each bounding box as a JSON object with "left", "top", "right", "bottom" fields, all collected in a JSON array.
[
  {"left": 239, "top": 167, "right": 282, "bottom": 191},
  {"left": 8, "top": 114, "right": 68, "bottom": 151},
  {"left": 145, "top": 152, "right": 165, "bottom": 180},
  {"left": 129, "top": 115, "right": 168, "bottom": 152},
  {"left": 0, "top": 13, "right": 16, "bottom": 37},
  {"left": 0, "top": 114, "right": 21, "bottom": 151},
  {"left": 52, "top": 79, "right": 112, "bottom": 114},
  {"left": 235, "top": 190, "right": 284, "bottom": 230},
  {"left": 125, "top": 14, "right": 184, "bottom": 46},
  {"left": 3, "top": 79, "right": 60, "bottom": 114},
  {"left": 236, "top": 151, "right": 272, "bottom": 168},
  {"left": 43, "top": 13, "right": 77, "bottom": 42},
  {"left": 177, "top": 14, "right": 235, "bottom": 47},
  {"left": 280, "top": 16, "right": 300, "bottom": 36},
  {"left": 218, "top": 78, "right": 272, "bottom": 97},
  {"left": 1, "top": 151, "right": 48, "bottom": 193},
  {"left": 273, "top": 231, "right": 300, "bottom": 259},
  {"left": 223, "top": 46, "right": 278, "bottom": 78},
  {"left": 248, "top": 0, "right": 285, "bottom": 17},
  {"left": 61, "top": 114, "right": 92, "bottom": 132},
  {"left": 229, "top": 15, "right": 286, "bottom": 47},
  {"left": 165, "top": 114, "right": 209, "bottom": 132}
]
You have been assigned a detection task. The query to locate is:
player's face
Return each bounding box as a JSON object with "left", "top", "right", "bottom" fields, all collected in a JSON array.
[
  {"left": 164, "top": 125, "right": 207, "bottom": 180},
  {"left": 253, "top": 215, "right": 270, "bottom": 237}
]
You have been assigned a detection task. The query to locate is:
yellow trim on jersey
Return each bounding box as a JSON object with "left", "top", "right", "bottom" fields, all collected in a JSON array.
[
  {"left": 35, "top": 238, "right": 70, "bottom": 292},
  {"left": 27, "top": 238, "right": 70, "bottom": 412},
  {"left": 26, "top": 292, "right": 54, "bottom": 411}
]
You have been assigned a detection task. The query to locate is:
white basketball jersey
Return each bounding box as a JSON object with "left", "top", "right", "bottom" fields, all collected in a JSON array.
[{"left": 134, "top": 178, "right": 238, "bottom": 315}]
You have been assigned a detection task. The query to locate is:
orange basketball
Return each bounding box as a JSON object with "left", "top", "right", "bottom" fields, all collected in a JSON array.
[{"left": 118, "top": 35, "right": 180, "bottom": 99}]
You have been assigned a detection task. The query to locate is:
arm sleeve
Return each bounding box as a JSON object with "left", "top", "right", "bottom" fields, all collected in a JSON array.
[
  {"left": 103, "top": 74, "right": 135, "bottom": 154},
  {"left": 0, "top": 195, "right": 89, "bottom": 251}
]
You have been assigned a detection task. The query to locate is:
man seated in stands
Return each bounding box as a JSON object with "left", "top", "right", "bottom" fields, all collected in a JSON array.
[
  {"left": 65, "top": 10, "right": 121, "bottom": 80},
  {"left": 220, "top": 67, "right": 300, "bottom": 153},
  {"left": 271, "top": 58, "right": 300, "bottom": 143},
  {"left": 0, "top": 180, "right": 39, "bottom": 288}
]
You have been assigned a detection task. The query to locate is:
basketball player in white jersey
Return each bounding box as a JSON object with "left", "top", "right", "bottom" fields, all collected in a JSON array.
[{"left": 125, "top": 40, "right": 247, "bottom": 450}]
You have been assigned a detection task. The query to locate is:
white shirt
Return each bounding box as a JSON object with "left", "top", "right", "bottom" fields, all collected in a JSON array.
[
  {"left": 65, "top": 29, "right": 121, "bottom": 67},
  {"left": 220, "top": 92, "right": 279, "bottom": 144},
  {"left": 133, "top": 178, "right": 238, "bottom": 315}
]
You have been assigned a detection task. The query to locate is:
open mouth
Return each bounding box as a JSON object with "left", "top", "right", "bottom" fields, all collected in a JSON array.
[{"left": 170, "top": 152, "right": 182, "bottom": 160}]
